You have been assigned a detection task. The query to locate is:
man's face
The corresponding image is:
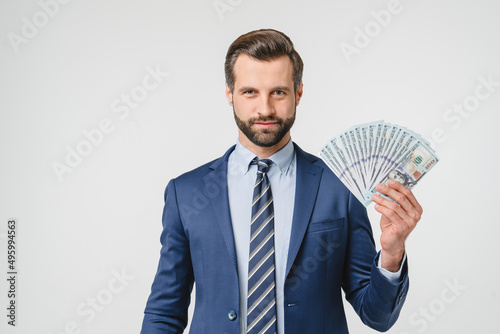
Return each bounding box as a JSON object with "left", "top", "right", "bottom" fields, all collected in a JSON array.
[{"left": 226, "top": 54, "right": 303, "bottom": 150}]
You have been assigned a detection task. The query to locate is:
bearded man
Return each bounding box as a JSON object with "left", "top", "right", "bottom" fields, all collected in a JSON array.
[{"left": 141, "top": 29, "right": 422, "bottom": 334}]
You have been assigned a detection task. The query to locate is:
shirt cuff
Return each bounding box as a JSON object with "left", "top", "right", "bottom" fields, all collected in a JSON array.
[{"left": 376, "top": 251, "right": 406, "bottom": 284}]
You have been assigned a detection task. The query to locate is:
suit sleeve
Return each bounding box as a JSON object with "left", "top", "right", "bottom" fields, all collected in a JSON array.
[
  {"left": 141, "top": 179, "right": 194, "bottom": 334},
  {"left": 342, "top": 192, "right": 409, "bottom": 332}
]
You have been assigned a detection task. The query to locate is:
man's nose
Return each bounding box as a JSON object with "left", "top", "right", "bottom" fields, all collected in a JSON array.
[{"left": 258, "top": 96, "right": 274, "bottom": 116}]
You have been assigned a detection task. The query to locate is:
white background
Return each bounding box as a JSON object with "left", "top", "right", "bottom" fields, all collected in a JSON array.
[{"left": 1, "top": 0, "right": 499, "bottom": 333}]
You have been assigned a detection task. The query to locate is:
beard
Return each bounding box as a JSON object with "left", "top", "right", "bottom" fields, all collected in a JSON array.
[{"left": 233, "top": 108, "right": 296, "bottom": 148}]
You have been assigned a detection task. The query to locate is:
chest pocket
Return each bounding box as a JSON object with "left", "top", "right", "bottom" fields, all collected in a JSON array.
[{"left": 307, "top": 217, "right": 344, "bottom": 233}]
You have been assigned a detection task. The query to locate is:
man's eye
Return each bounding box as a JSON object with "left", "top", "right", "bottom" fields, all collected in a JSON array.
[
  {"left": 244, "top": 90, "right": 255, "bottom": 95},
  {"left": 274, "top": 90, "right": 285, "bottom": 95}
]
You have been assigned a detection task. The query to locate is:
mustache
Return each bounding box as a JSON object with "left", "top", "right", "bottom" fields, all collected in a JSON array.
[{"left": 248, "top": 116, "right": 283, "bottom": 125}]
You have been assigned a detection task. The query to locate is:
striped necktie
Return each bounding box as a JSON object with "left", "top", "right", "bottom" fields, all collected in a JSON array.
[{"left": 247, "top": 158, "right": 277, "bottom": 334}]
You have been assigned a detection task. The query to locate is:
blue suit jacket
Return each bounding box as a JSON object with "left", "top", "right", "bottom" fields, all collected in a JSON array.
[{"left": 141, "top": 143, "right": 409, "bottom": 333}]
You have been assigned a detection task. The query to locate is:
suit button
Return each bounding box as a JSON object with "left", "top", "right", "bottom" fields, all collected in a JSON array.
[{"left": 228, "top": 310, "right": 237, "bottom": 321}]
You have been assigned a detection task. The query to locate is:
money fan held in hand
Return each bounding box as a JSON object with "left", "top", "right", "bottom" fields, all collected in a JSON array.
[{"left": 319, "top": 120, "right": 439, "bottom": 207}]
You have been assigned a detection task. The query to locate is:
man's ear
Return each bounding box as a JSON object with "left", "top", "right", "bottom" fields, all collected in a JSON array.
[
  {"left": 295, "top": 81, "right": 304, "bottom": 106},
  {"left": 225, "top": 83, "right": 233, "bottom": 106}
]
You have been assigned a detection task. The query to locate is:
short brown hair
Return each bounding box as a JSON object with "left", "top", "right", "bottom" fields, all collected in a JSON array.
[{"left": 225, "top": 29, "right": 304, "bottom": 93}]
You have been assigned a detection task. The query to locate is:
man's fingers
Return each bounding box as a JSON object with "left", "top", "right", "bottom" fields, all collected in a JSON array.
[
  {"left": 374, "top": 181, "right": 422, "bottom": 228},
  {"left": 372, "top": 193, "right": 409, "bottom": 223},
  {"left": 386, "top": 179, "right": 423, "bottom": 215},
  {"left": 375, "top": 182, "right": 413, "bottom": 212},
  {"left": 376, "top": 181, "right": 422, "bottom": 218}
]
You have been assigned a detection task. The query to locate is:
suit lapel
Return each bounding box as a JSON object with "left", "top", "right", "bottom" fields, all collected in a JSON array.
[
  {"left": 204, "top": 145, "right": 238, "bottom": 273},
  {"left": 285, "top": 144, "right": 324, "bottom": 278},
  {"left": 202, "top": 144, "right": 324, "bottom": 278}
]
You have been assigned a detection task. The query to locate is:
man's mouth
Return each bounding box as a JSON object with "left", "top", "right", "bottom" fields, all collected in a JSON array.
[{"left": 254, "top": 122, "right": 277, "bottom": 129}]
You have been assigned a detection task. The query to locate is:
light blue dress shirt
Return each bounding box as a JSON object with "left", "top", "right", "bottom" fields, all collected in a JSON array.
[
  {"left": 228, "top": 139, "right": 296, "bottom": 334},
  {"left": 227, "top": 138, "right": 403, "bottom": 334}
]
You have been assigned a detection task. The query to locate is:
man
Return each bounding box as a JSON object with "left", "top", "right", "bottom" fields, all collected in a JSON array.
[{"left": 141, "top": 29, "right": 422, "bottom": 334}]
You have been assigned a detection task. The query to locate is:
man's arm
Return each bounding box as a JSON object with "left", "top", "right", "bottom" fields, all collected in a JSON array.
[
  {"left": 343, "top": 179, "right": 422, "bottom": 331},
  {"left": 373, "top": 179, "right": 422, "bottom": 272},
  {"left": 342, "top": 191, "right": 410, "bottom": 332},
  {"left": 141, "top": 179, "right": 194, "bottom": 334}
]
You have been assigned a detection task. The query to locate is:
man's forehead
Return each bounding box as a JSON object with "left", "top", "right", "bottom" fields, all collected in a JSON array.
[{"left": 233, "top": 54, "right": 294, "bottom": 87}]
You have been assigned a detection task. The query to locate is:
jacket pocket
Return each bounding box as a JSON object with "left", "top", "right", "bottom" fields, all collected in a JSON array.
[{"left": 307, "top": 217, "right": 344, "bottom": 233}]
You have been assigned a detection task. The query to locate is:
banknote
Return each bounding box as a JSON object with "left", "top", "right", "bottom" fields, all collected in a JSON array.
[{"left": 319, "top": 121, "right": 439, "bottom": 206}]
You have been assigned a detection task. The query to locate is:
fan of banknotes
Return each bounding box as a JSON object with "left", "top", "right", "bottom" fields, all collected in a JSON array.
[{"left": 319, "top": 120, "right": 439, "bottom": 207}]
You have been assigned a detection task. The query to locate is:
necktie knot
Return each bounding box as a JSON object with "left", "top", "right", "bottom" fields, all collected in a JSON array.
[{"left": 252, "top": 158, "right": 272, "bottom": 174}]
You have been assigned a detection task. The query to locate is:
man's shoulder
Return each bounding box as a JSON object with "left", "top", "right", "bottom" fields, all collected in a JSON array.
[
  {"left": 294, "top": 143, "right": 348, "bottom": 189},
  {"left": 172, "top": 145, "right": 235, "bottom": 185},
  {"left": 293, "top": 143, "right": 328, "bottom": 173}
]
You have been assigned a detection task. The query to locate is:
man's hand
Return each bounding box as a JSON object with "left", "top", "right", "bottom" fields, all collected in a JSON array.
[{"left": 372, "top": 179, "right": 423, "bottom": 272}]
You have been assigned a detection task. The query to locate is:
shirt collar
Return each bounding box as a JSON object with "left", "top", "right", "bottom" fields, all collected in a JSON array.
[{"left": 232, "top": 138, "right": 295, "bottom": 175}]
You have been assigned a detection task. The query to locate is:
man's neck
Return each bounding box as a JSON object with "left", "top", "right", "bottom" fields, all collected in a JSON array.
[{"left": 238, "top": 132, "right": 291, "bottom": 159}]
